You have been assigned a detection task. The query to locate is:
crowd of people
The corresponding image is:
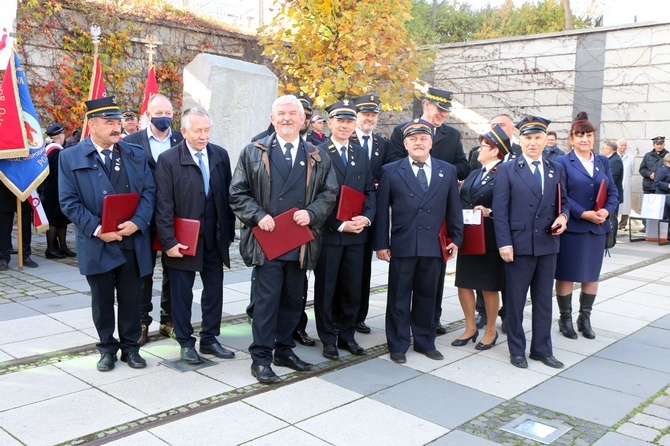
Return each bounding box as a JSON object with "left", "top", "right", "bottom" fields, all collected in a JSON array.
[{"left": 4, "top": 86, "right": 670, "bottom": 384}]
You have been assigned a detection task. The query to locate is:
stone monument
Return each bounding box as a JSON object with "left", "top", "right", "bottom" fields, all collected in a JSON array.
[{"left": 183, "top": 54, "right": 277, "bottom": 164}]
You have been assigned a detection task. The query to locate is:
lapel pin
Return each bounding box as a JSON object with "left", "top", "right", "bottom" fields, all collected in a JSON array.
[
  {"left": 374, "top": 151, "right": 379, "bottom": 156},
  {"left": 548, "top": 173, "right": 554, "bottom": 178},
  {"left": 114, "top": 166, "right": 120, "bottom": 171},
  {"left": 595, "top": 166, "right": 600, "bottom": 171},
  {"left": 351, "top": 161, "right": 356, "bottom": 166},
  {"left": 300, "top": 161, "right": 305, "bottom": 166},
  {"left": 439, "top": 172, "right": 444, "bottom": 177}
]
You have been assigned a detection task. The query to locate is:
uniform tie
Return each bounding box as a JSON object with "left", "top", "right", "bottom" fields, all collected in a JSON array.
[
  {"left": 101, "top": 149, "right": 112, "bottom": 175},
  {"left": 340, "top": 146, "right": 348, "bottom": 167},
  {"left": 532, "top": 160, "right": 542, "bottom": 190},
  {"left": 413, "top": 161, "right": 428, "bottom": 192},
  {"left": 362, "top": 135, "right": 371, "bottom": 158},
  {"left": 475, "top": 167, "right": 486, "bottom": 184},
  {"left": 196, "top": 151, "right": 209, "bottom": 196},
  {"left": 284, "top": 143, "right": 293, "bottom": 170}
]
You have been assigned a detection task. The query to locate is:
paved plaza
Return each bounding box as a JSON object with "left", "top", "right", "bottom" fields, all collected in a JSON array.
[{"left": 1, "top": 230, "right": 670, "bottom": 445}]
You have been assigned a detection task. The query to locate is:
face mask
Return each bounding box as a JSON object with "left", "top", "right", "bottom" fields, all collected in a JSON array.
[{"left": 151, "top": 116, "right": 172, "bottom": 132}]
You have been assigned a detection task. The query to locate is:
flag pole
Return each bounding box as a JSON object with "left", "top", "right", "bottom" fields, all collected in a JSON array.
[
  {"left": 16, "top": 196, "right": 23, "bottom": 270},
  {"left": 81, "top": 25, "right": 101, "bottom": 138}
]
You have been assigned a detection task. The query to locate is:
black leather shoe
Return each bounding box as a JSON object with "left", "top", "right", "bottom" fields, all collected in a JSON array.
[
  {"left": 180, "top": 347, "right": 203, "bottom": 364},
  {"left": 45, "top": 249, "right": 66, "bottom": 259},
  {"left": 435, "top": 322, "right": 447, "bottom": 335},
  {"left": 416, "top": 349, "right": 444, "bottom": 360},
  {"left": 529, "top": 354, "right": 564, "bottom": 369},
  {"left": 337, "top": 339, "right": 366, "bottom": 356},
  {"left": 138, "top": 324, "right": 149, "bottom": 346},
  {"left": 22, "top": 257, "right": 38, "bottom": 268},
  {"left": 475, "top": 312, "right": 487, "bottom": 329},
  {"left": 60, "top": 248, "right": 77, "bottom": 257},
  {"left": 274, "top": 354, "right": 314, "bottom": 371},
  {"left": 390, "top": 352, "right": 406, "bottom": 363},
  {"left": 451, "top": 330, "right": 479, "bottom": 347},
  {"left": 9, "top": 247, "right": 17, "bottom": 254},
  {"left": 323, "top": 344, "right": 339, "bottom": 360},
  {"left": 251, "top": 364, "right": 281, "bottom": 384},
  {"left": 121, "top": 351, "right": 147, "bottom": 368},
  {"left": 475, "top": 332, "right": 498, "bottom": 351},
  {"left": 0, "top": 260, "right": 8, "bottom": 272},
  {"left": 200, "top": 342, "right": 235, "bottom": 359},
  {"left": 510, "top": 355, "right": 528, "bottom": 369},
  {"left": 97, "top": 353, "right": 117, "bottom": 372},
  {"left": 501, "top": 318, "right": 507, "bottom": 334},
  {"left": 293, "top": 330, "right": 316, "bottom": 346},
  {"left": 355, "top": 321, "right": 371, "bottom": 334}
]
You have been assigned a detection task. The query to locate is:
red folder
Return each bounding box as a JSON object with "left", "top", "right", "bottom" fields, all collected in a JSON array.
[
  {"left": 101, "top": 192, "right": 139, "bottom": 233},
  {"left": 152, "top": 218, "right": 201, "bottom": 256},
  {"left": 593, "top": 179, "right": 607, "bottom": 211},
  {"left": 460, "top": 223, "right": 485, "bottom": 255},
  {"left": 557, "top": 182, "right": 562, "bottom": 216},
  {"left": 253, "top": 207, "right": 315, "bottom": 261},
  {"left": 336, "top": 185, "right": 366, "bottom": 221},
  {"left": 439, "top": 221, "right": 453, "bottom": 262}
]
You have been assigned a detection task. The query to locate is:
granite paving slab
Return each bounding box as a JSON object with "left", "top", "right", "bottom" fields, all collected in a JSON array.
[
  {"left": 320, "top": 358, "right": 421, "bottom": 395},
  {"left": 626, "top": 325, "right": 670, "bottom": 350},
  {"left": 0, "top": 302, "right": 41, "bottom": 322},
  {"left": 371, "top": 374, "right": 504, "bottom": 429},
  {"left": 104, "top": 431, "right": 168, "bottom": 446},
  {"left": 245, "top": 426, "right": 330, "bottom": 445},
  {"left": 518, "top": 376, "right": 646, "bottom": 425},
  {"left": 596, "top": 338, "right": 670, "bottom": 373},
  {"left": 428, "top": 430, "right": 503, "bottom": 445},
  {"left": 19, "top": 293, "right": 93, "bottom": 315},
  {"left": 652, "top": 313, "right": 670, "bottom": 330},
  {"left": 592, "top": 431, "right": 657, "bottom": 445},
  {"left": 0, "top": 330, "right": 98, "bottom": 359}
]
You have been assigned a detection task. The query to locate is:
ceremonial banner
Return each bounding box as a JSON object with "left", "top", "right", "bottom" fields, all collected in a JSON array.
[
  {"left": 0, "top": 0, "right": 17, "bottom": 68},
  {"left": 139, "top": 65, "right": 158, "bottom": 129},
  {"left": 29, "top": 191, "right": 49, "bottom": 233},
  {"left": 0, "top": 51, "right": 48, "bottom": 201},
  {"left": 81, "top": 58, "right": 108, "bottom": 138},
  {"left": 0, "top": 52, "right": 29, "bottom": 158}
]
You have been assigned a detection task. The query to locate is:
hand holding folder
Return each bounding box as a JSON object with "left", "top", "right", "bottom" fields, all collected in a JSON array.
[
  {"left": 593, "top": 179, "right": 607, "bottom": 211},
  {"left": 101, "top": 192, "right": 139, "bottom": 233},
  {"left": 336, "top": 185, "right": 366, "bottom": 221},
  {"left": 253, "top": 208, "right": 314, "bottom": 261},
  {"left": 152, "top": 218, "right": 201, "bottom": 256},
  {"left": 439, "top": 221, "right": 453, "bottom": 262},
  {"left": 460, "top": 210, "right": 485, "bottom": 255}
]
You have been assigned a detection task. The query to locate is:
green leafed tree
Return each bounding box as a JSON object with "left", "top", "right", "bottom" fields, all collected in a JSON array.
[{"left": 259, "top": 0, "right": 433, "bottom": 110}]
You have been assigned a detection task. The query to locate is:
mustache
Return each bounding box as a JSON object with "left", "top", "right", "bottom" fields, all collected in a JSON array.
[{"left": 110, "top": 131, "right": 121, "bottom": 136}]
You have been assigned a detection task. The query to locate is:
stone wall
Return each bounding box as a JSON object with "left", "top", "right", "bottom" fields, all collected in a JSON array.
[{"left": 425, "top": 21, "right": 670, "bottom": 212}]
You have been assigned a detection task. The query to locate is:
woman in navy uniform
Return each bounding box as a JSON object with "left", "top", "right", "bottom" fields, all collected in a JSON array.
[
  {"left": 554, "top": 120, "right": 619, "bottom": 340},
  {"left": 453, "top": 125, "right": 510, "bottom": 350}
]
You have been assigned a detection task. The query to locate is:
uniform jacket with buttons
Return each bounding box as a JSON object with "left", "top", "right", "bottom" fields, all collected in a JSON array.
[
  {"left": 58, "top": 137, "right": 156, "bottom": 276},
  {"left": 373, "top": 157, "right": 463, "bottom": 257}
]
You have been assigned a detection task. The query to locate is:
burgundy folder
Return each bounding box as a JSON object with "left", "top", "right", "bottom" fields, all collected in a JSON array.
[
  {"left": 152, "top": 218, "right": 201, "bottom": 256},
  {"left": 253, "top": 207, "right": 314, "bottom": 261},
  {"left": 594, "top": 179, "right": 607, "bottom": 211},
  {"left": 100, "top": 192, "right": 139, "bottom": 233},
  {"left": 557, "top": 182, "right": 562, "bottom": 216},
  {"left": 336, "top": 185, "right": 366, "bottom": 221},
  {"left": 460, "top": 223, "right": 486, "bottom": 255},
  {"left": 439, "top": 221, "right": 453, "bottom": 262}
]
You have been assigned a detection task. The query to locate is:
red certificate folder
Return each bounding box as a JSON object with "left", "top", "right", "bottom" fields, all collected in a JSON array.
[
  {"left": 557, "top": 182, "right": 562, "bottom": 216},
  {"left": 101, "top": 192, "right": 139, "bottom": 233},
  {"left": 460, "top": 223, "right": 486, "bottom": 255},
  {"left": 253, "top": 207, "right": 314, "bottom": 261},
  {"left": 336, "top": 185, "right": 366, "bottom": 221},
  {"left": 152, "top": 218, "right": 201, "bottom": 256},
  {"left": 594, "top": 179, "right": 607, "bottom": 211},
  {"left": 439, "top": 221, "right": 453, "bottom": 262}
]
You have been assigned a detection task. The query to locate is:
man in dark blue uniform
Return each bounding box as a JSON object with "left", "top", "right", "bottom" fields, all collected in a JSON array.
[
  {"left": 59, "top": 97, "right": 156, "bottom": 371},
  {"left": 374, "top": 119, "right": 463, "bottom": 364},
  {"left": 315, "top": 100, "right": 376, "bottom": 360},
  {"left": 492, "top": 115, "right": 569, "bottom": 369}
]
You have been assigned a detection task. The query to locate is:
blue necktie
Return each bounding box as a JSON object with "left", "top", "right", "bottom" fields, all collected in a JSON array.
[
  {"left": 362, "top": 135, "right": 371, "bottom": 158},
  {"left": 101, "top": 149, "right": 112, "bottom": 175},
  {"left": 196, "top": 152, "right": 209, "bottom": 195},
  {"left": 532, "top": 160, "right": 542, "bottom": 190},
  {"left": 284, "top": 143, "right": 293, "bottom": 170},
  {"left": 475, "top": 167, "right": 486, "bottom": 184},
  {"left": 413, "top": 161, "right": 428, "bottom": 192},
  {"left": 340, "top": 146, "right": 348, "bottom": 167}
]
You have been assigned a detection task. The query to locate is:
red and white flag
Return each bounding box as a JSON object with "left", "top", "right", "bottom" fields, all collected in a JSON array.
[
  {"left": 0, "top": 52, "right": 29, "bottom": 159},
  {"left": 29, "top": 191, "right": 48, "bottom": 233},
  {"left": 81, "top": 57, "right": 108, "bottom": 139},
  {"left": 139, "top": 65, "right": 158, "bottom": 129}
]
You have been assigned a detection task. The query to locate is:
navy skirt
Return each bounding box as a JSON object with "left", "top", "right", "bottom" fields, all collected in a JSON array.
[{"left": 555, "top": 231, "right": 606, "bottom": 283}]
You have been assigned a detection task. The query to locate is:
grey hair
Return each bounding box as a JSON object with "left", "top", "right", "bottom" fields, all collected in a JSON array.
[
  {"left": 603, "top": 139, "right": 617, "bottom": 152},
  {"left": 272, "top": 95, "right": 304, "bottom": 115},
  {"left": 181, "top": 107, "right": 211, "bottom": 130}
]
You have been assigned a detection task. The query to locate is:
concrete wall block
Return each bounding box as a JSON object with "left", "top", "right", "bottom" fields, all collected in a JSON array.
[
  {"left": 437, "top": 44, "right": 501, "bottom": 63},
  {"left": 647, "top": 83, "right": 670, "bottom": 102},
  {"left": 650, "top": 44, "right": 670, "bottom": 64},
  {"left": 650, "top": 26, "right": 670, "bottom": 46},
  {"left": 603, "top": 64, "right": 670, "bottom": 86},
  {"left": 606, "top": 27, "right": 653, "bottom": 50},
  {"left": 444, "top": 76, "right": 500, "bottom": 95},
  {"left": 498, "top": 70, "right": 575, "bottom": 91},
  {"left": 500, "top": 37, "right": 577, "bottom": 59},
  {"left": 604, "top": 46, "right": 652, "bottom": 67},
  {"left": 601, "top": 83, "right": 649, "bottom": 104},
  {"left": 535, "top": 54, "right": 577, "bottom": 72},
  {"left": 601, "top": 101, "right": 669, "bottom": 122}
]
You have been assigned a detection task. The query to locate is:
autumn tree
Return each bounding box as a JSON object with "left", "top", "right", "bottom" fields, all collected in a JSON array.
[{"left": 259, "top": 0, "right": 431, "bottom": 109}]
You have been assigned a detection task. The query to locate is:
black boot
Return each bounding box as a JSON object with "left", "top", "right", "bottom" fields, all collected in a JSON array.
[
  {"left": 577, "top": 292, "right": 596, "bottom": 339},
  {"left": 556, "top": 294, "right": 577, "bottom": 339},
  {"left": 45, "top": 227, "right": 65, "bottom": 259},
  {"left": 56, "top": 225, "right": 76, "bottom": 257}
]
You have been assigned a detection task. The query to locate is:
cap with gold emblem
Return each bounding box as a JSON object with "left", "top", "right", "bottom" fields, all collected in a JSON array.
[
  {"left": 479, "top": 124, "right": 511, "bottom": 155},
  {"left": 294, "top": 92, "right": 313, "bottom": 112},
  {"left": 353, "top": 94, "right": 381, "bottom": 113},
  {"left": 516, "top": 115, "right": 551, "bottom": 135},
  {"left": 652, "top": 136, "right": 666, "bottom": 144},
  {"left": 424, "top": 87, "right": 453, "bottom": 112},
  {"left": 85, "top": 96, "right": 123, "bottom": 120},
  {"left": 402, "top": 119, "right": 435, "bottom": 139},
  {"left": 325, "top": 100, "right": 358, "bottom": 120}
]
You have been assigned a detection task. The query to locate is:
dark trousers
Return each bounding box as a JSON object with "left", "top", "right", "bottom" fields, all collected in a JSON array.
[
  {"left": 386, "top": 256, "right": 440, "bottom": 354},
  {"left": 140, "top": 250, "right": 172, "bottom": 325},
  {"left": 358, "top": 237, "right": 374, "bottom": 323},
  {"left": 0, "top": 206, "right": 32, "bottom": 262},
  {"left": 504, "top": 254, "right": 556, "bottom": 358},
  {"left": 249, "top": 259, "right": 305, "bottom": 365},
  {"left": 434, "top": 260, "right": 447, "bottom": 322},
  {"left": 314, "top": 243, "right": 364, "bottom": 345},
  {"left": 168, "top": 246, "right": 223, "bottom": 348},
  {"left": 86, "top": 249, "right": 141, "bottom": 354}
]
